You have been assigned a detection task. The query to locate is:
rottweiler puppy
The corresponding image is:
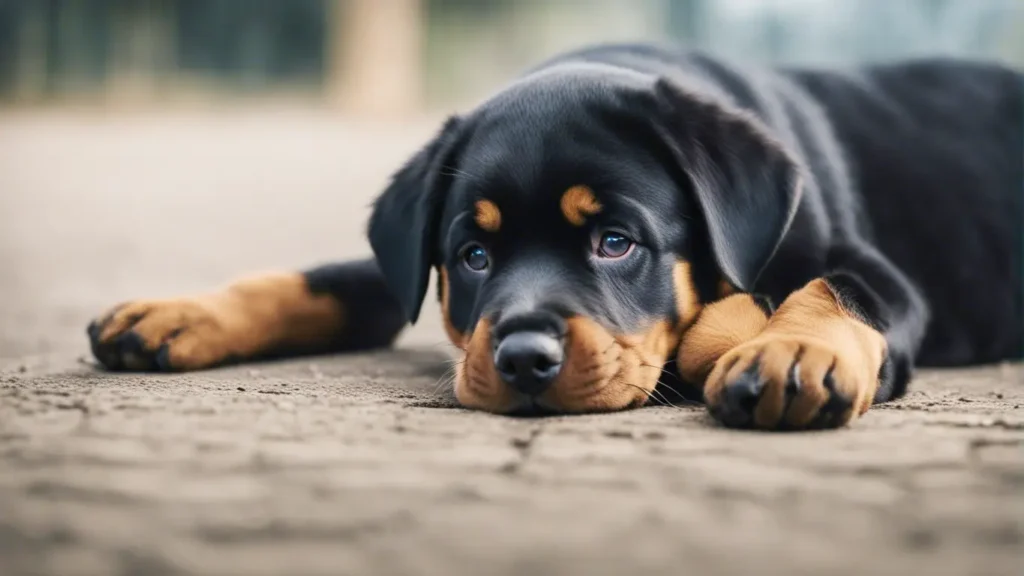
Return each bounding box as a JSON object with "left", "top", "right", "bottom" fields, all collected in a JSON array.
[{"left": 87, "top": 44, "right": 1023, "bottom": 430}]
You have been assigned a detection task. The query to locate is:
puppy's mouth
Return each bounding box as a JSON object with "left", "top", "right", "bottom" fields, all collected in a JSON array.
[
  {"left": 453, "top": 316, "right": 680, "bottom": 414},
  {"left": 505, "top": 399, "right": 562, "bottom": 417}
]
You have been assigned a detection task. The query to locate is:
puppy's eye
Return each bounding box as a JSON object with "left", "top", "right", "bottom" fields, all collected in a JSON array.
[
  {"left": 595, "top": 231, "right": 634, "bottom": 259},
  {"left": 461, "top": 244, "right": 490, "bottom": 272}
]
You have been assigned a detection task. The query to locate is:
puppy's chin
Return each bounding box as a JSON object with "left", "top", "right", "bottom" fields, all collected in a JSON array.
[{"left": 452, "top": 316, "right": 679, "bottom": 415}]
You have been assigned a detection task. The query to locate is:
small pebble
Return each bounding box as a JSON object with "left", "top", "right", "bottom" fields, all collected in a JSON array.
[{"left": 237, "top": 386, "right": 246, "bottom": 392}]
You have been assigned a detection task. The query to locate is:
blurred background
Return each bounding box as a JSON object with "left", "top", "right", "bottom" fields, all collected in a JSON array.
[
  {"left": 0, "top": 0, "right": 1021, "bottom": 115},
  {"left": 0, "top": 0, "right": 1022, "bottom": 359}
]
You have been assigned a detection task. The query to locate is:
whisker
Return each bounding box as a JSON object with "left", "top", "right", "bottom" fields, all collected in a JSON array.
[
  {"left": 638, "top": 380, "right": 677, "bottom": 408},
  {"left": 431, "top": 368, "right": 457, "bottom": 395},
  {"left": 622, "top": 362, "right": 704, "bottom": 409},
  {"left": 618, "top": 381, "right": 671, "bottom": 408},
  {"left": 639, "top": 362, "right": 676, "bottom": 377},
  {"left": 418, "top": 340, "right": 465, "bottom": 351},
  {"left": 574, "top": 360, "right": 619, "bottom": 380},
  {"left": 430, "top": 356, "right": 469, "bottom": 395},
  {"left": 653, "top": 380, "right": 704, "bottom": 408},
  {"left": 652, "top": 380, "right": 697, "bottom": 408}
]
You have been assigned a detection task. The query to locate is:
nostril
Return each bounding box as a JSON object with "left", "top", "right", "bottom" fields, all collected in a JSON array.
[
  {"left": 531, "top": 353, "right": 563, "bottom": 380},
  {"left": 533, "top": 355, "right": 556, "bottom": 374},
  {"left": 495, "top": 356, "right": 518, "bottom": 381},
  {"left": 493, "top": 331, "right": 565, "bottom": 394}
]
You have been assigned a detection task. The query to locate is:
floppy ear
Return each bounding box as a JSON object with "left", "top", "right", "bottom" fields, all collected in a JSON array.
[
  {"left": 367, "top": 116, "right": 464, "bottom": 324},
  {"left": 651, "top": 79, "right": 802, "bottom": 291}
]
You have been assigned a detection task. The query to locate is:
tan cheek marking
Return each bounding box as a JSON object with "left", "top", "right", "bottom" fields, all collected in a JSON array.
[
  {"left": 560, "top": 185, "right": 602, "bottom": 226},
  {"left": 474, "top": 200, "right": 501, "bottom": 232},
  {"left": 544, "top": 317, "right": 679, "bottom": 413},
  {"left": 438, "top": 267, "right": 466, "bottom": 349},
  {"left": 543, "top": 317, "right": 618, "bottom": 411},
  {"left": 673, "top": 260, "right": 704, "bottom": 330},
  {"left": 453, "top": 318, "right": 519, "bottom": 413}
]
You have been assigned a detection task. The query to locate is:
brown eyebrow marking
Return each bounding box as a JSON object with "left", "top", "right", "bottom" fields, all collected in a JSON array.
[
  {"left": 474, "top": 199, "right": 502, "bottom": 232},
  {"left": 560, "top": 185, "right": 602, "bottom": 226}
]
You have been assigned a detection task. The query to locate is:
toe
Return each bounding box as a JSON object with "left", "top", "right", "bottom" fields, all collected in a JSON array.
[
  {"left": 155, "top": 343, "right": 173, "bottom": 371},
  {"left": 161, "top": 329, "right": 231, "bottom": 371},
  {"left": 90, "top": 337, "right": 123, "bottom": 370},
  {"left": 751, "top": 340, "right": 801, "bottom": 429},
  {"left": 713, "top": 364, "right": 762, "bottom": 428},
  {"left": 809, "top": 370, "right": 855, "bottom": 429},
  {"left": 96, "top": 302, "right": 150, "bottom": 344},
  {"left": 114, "top": 331, "right": 155, "bottom": 371},
  {"left": 130, "top": 309, "right": 187, "bottom": 351},
  {"left": 784, "top": 348, "right": 833, "bottom": 428}
]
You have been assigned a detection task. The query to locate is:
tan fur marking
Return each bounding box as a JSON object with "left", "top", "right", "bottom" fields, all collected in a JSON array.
[
  {"left": 453, "top": 318, "right": 520, "bottom": 412},
  {"left": 677, "top": 294, "right": 770, "bottom": 384},
  {"left": 717, "top": 279, "right": 737, "bottom": 299},
  {"left": 454, "top": 313, "right": 680, "bottom": 414},
  {"left": 458, "top": 262, "right": 696, "bottom": 414},
  {"left": 474, "top": 199, "right": 502, "bottom": 232},
  {"left": 705, "top": 278, "right": 887, "bottom": 429},
  {"left": 672, "top": 261, "right": 704, "bottom": 330},
  {"left": 542, "top": 317, "right": 679, "bottom": 413},
  {"left": 438, "top": 267, "right": 466, "bottom": 349},
  {"left": 93, "top": 273, "right": 345, "bottom": 371},
  {"left": 560, "top": 185, "right": 602, "bottom": 226}
]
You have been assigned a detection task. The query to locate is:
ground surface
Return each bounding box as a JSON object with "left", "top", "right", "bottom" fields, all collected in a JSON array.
[{"left": 0, "top": 112, "right": 1021, "bottom": 576}]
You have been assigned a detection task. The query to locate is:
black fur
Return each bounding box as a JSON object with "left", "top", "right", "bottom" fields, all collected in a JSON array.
[
  {"left": 366, "top": 117, "right": 466, "bottom": 323},
  {"left": 361, "top": 43, "right": 1022, "bottom": 401},
  {"left": 303, "top": 259, "right": 406, "bottom": 352},
  {"left": 88, "top": 42, "right": 1024, "bottom": 425}
]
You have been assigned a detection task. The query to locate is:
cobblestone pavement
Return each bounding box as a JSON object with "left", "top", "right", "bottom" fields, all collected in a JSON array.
[{"left": 1, "top": 112, "right": 1021, "bottom": 576}]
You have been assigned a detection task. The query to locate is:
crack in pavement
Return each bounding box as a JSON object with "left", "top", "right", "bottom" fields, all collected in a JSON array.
[{"left": 499, "top": 426, "right": 543, "bottom": 475}]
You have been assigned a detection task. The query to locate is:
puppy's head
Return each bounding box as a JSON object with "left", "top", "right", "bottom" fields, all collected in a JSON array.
[{"left": 369, "top": 63, "right": 801, "bottom": 414}]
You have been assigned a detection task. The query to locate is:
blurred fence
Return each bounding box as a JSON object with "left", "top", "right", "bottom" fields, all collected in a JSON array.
[{"left": 0, "top": 0, "right": 1021, "bottom": 116}]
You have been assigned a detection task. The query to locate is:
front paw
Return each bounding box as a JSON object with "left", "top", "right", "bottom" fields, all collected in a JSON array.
[
  {"left": 704, "top": 336, "right": 875, "bottom": 430},
  {"left": 86, "top": 297, "right": 242, "bottom": 372}
]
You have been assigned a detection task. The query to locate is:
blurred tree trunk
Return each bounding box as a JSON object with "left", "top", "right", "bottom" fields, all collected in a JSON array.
[
  {"left": 106, "top": 0, "right": 175, "bottom": 106},
  {"left": 327, "top": 0, "right": 423, "bottom": 118}
]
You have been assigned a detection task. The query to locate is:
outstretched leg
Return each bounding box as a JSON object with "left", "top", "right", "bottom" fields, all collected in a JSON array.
[
  {"left": 87, "top": 259, "right": 407, "bottom": 371},
  {"left": 680, "top": 242, "right": 928, "bottom": 430}
]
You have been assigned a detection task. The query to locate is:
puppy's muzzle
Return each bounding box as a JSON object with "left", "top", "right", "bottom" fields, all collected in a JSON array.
[
  {"left": 493, "top": 332, "right": 563, "bottom": 396},
  {"left": 491, "top": 310, "right": 566, "bottom": 397}
]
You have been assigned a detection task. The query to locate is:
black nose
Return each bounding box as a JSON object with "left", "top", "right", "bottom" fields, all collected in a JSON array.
[{"left": 493, "top": 331, "right": 564, "bottom": 397}]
